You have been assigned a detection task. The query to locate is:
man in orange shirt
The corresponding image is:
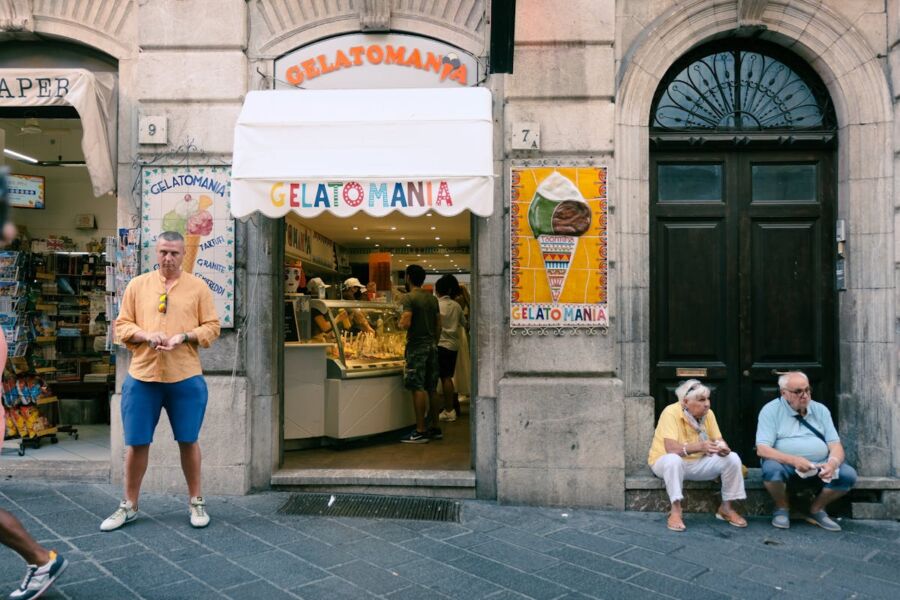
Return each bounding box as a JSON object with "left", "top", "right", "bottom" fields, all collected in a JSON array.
[{"left": 104, "top": 231, "right": 220, "bottom": 531}]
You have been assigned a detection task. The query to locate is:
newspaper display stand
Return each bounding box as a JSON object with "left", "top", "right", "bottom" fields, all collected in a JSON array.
[{"left": 0, "top": 250, "right": 79, "bottom": 455}]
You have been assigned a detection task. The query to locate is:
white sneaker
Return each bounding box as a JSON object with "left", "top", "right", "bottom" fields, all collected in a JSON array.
[
  {"left": 189, "top": 496, "right": 210, "bottom": 528},
  {"left": 439, "top": 409, "right": 457, "bottom": 422},
  {"left": 100, "top": 500, "right": 137, "bottom": 532},
  {"left": 9, "top": 550, "right": 68, "bottom": 600}
]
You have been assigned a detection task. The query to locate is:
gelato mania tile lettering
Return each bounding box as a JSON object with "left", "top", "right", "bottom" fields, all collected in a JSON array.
[
  {"left": 511, "top": 305, "right": 607, "bottom": 323},
  {"left": 150, "top": 175, "right": 227, "bottom": 197}
]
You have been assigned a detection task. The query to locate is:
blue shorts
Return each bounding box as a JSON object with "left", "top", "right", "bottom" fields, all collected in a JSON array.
[
  {"left": 121, "top": 375, "right": 208, "bottom": 446},
  {"left": 761, "top": 458, "right": 858, "bottom": 492}
]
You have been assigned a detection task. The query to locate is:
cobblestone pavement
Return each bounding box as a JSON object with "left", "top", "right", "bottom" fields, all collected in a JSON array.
[{"left": 1, "top": 481, "right": 899, "bottom": 599}]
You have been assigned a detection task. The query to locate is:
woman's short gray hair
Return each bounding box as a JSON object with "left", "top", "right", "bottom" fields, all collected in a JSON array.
[{"left": 675, "top": 379, "right": 710, "bottom": 403}]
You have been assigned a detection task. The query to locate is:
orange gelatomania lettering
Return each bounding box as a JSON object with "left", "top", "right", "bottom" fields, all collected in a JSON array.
[
  {"left": 348, "top": 46, "right": 365, "bottom": 65},
  {"left": 285, "top": 45, "right": 468, "bottom": 86},
  {"left": 301, "top": 59, "right": 321, "bottom": 80},
  {"left": 285, "top": 66, "right": 303, "bottom": 86},
  {"left": 317, "top": 54, "right": 337, "bottom": 74},
  {"left": 424, "top": 52, "right": 442, "bottom": 74},
  {"left": 449, "top": 64, "right": 467, "bottom": 85},
  {"left": 405, "top": 48, "right": 423, "bottom": 69},
  {"left": 334, "top": 49, "right": 352, "bottom": 69},
  {"left": 385, "top": 45, "right": 407, "bottom": 65},
  {"left": 366, "top": 44, "right": 384, "bottom": 64}
]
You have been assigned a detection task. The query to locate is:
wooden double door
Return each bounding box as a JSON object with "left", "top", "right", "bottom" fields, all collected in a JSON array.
[{"left": 650, "top": 150, "right": 836, "bottom": 465}]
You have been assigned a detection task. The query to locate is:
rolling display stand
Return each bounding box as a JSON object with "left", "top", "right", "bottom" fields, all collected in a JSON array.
[
  {"left": 0, "top": 249, "right": 79, "bottom": 456},
  {"left": 3, "top": 387, "right": 79, "bottom": 456}
]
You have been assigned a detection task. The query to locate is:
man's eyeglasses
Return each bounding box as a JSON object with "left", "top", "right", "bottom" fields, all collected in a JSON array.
[
  {"left": 785, "top": 387, "right": 811, "bottom": 397},
  {"left": 158, "top": 293, "right": 167, "bottom": 314}
]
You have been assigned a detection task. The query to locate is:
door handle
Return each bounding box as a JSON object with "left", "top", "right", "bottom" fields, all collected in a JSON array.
[{"left": 743, "top": 370, "right": 750, "bottom": 377}]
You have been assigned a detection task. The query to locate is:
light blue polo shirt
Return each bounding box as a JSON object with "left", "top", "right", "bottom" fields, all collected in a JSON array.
[{"left": 755, "top": 396, "right": 840, "bottom": 463}]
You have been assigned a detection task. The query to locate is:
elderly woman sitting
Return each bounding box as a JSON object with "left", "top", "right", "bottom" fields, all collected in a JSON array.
[{"left": 648, "top": 379, "right": 747, "bottom": 531}]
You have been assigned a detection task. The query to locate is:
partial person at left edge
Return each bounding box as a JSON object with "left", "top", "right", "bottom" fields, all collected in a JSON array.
[
  {"left": 0, "top": 168, "right": 68, "bottom": 600},
  {"left": 105, "top": 231, "right": 220, "bottom": 532}
]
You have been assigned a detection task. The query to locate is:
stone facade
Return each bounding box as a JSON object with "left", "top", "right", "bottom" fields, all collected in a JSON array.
[{"left": 1, "top": 1, "right": 898, "bottom": 510}]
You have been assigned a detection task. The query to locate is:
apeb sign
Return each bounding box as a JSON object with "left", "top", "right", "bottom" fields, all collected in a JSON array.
[{"left": 274, "top": 33, "right": 478, "bottom": 89}]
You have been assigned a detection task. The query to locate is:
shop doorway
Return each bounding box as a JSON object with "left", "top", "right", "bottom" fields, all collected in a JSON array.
[
  {"left": 648, "top": 40, "right": 838, "bottom": 465},
  {"left": 279, "top": 211, "right": 473, "bottom": 472},
  {"left": 1, "top": 114, "right": 114, "bottom": 467}
]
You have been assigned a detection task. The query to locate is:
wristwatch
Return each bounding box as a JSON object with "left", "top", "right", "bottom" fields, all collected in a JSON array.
[{"left": 181, "top": 333, "right": 189, "bottom": 344}]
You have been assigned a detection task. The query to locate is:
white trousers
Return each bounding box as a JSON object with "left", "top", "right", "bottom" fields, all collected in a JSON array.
[{"left": 651, "top": 452, "right": 747, "bottom": 504}]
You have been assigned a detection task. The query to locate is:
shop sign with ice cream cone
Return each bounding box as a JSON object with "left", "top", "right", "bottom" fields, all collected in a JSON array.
[
  {"left": 141, "top": 165, "right": 235, "bottom": 328},
  {"left": 510, "top": 165, "right": 608, "bottom": 331}
]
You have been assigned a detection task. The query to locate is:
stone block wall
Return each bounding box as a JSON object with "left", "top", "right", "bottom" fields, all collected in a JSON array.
[
  {"left": 497, "top": 377, "right": 625, "bottom": 508},
  {"left": 493, "top": 0, "right": 626, "bottom": 507},
  {"left": 889, "top": 0, "right": 900, "bottom": 477}
]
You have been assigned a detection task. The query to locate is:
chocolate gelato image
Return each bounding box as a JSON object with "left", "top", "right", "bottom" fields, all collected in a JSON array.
[
  {"left": 527, "top": 172, "right": 592, "bottom": 238},
  {"left": 551, "top": 201, "right": 592, "bottom": 235}
]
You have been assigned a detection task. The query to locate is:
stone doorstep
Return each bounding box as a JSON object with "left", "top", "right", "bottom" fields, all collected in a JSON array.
[
  {"left": 0, "top": 460, "right": 110, "bottom": 483},
  {"left": 626, "top": 469, "right": 900, "bottom": 490},
  {"left": 626, "top": 470, "right": 900, "bottom": 519},
  {"left": 271, "top": 468, "right": 477, "bottom": 499}
]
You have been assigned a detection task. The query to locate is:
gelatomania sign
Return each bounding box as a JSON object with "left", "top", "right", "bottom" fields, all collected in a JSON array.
[{"left": 274, "top": 33, "right": 478, "bottom": 89}]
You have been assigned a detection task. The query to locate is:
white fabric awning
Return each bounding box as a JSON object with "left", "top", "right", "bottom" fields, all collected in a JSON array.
[
  {"left": 231, "top": 87, "right": 494, "bottom": 218},
  {"left": 0, "top": 69, "right": 116, "bottom": 197}
]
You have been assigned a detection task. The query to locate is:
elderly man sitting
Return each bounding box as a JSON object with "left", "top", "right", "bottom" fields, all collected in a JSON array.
[{"left": 756, "top": 371, "right": 857, "bottom": 531}]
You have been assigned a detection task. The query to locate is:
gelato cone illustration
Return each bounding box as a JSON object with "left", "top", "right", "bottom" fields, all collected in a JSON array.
[
  {"left": 182, "top": 194, "right": 214, "bottom": 274},
  {"left": 528, "top": 172, "right": 592, "bottom": 303}
]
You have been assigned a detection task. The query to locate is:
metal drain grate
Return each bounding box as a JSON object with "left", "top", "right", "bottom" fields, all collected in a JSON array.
[{"left": 278, "top": 493, "right": 461, "bottom": 522}]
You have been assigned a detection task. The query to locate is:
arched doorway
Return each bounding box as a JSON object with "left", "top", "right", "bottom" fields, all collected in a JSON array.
[{"left": 649, "top": 40, "right": 838, "bottom": 465}]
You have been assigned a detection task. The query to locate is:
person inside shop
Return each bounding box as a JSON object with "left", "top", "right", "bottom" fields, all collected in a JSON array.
[
  {"left": 341, "top": 277, "right": 375, "bottom": 335},
  {"left": 648, "top": 379, "right": 747, "bottom": 532},
  {"left": 0, "top": 177, "right": 69, "bottom": 599},
  {"left": 398, "top": 264, "right": 442, "bottom": 443},
  {"left": 435, "top": 274, "right": 466, "bottom": 423},
  {"left": 366, "top": 281, "right": 378, "bottom": 301},
  {"left": 451, "top": 282, "right": 471, "bottom": 412},
  {"left": 307, "top": 277, "right": 351, "bottom": 340},
  {"left": 756, "top": 371, "right": 857, "bottom": 532}
]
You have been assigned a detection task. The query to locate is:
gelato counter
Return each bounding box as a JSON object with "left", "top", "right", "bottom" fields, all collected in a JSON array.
[{"left": 284, "top": 299, "right": 414, "bottom": 442}]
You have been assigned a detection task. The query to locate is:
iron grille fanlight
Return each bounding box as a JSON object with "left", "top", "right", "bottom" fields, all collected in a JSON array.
[{"left": 652, "top": 45, "right": 835, "bottom": 132}]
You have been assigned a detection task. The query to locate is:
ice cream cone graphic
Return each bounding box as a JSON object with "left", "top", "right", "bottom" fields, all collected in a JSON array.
[
  {"left": 182, "top": 194, "right": 214, "bottom": 274},
  {"left": 538, "top": 235, "right": 578, "bottom": 303},
  {"left": 183, "top": 234, "right": 201, "bottom": 273},
  {"left": 528, "top": 172, "right": 592, "bottom": 303}
]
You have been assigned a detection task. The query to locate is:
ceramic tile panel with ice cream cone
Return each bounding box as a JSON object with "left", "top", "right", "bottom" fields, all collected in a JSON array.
[
  {"left": 140, "top": 165, "right": 235, "bottom": 328},
  {"left": 510, "top": 166, "right": 608, "bottom": 330}
]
